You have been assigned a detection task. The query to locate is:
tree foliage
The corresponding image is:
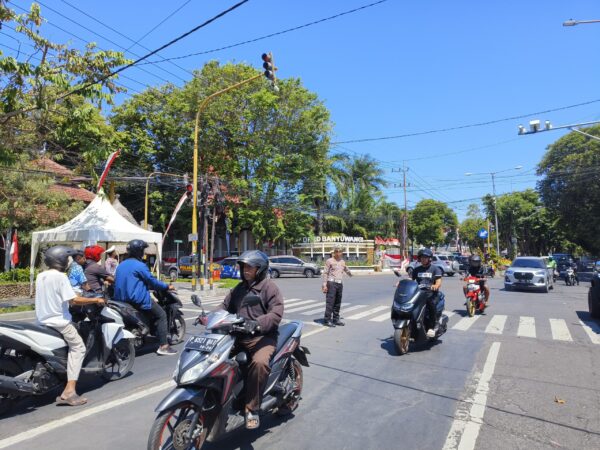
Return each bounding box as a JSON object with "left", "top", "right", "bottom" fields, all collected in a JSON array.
[{"left": 408, "top": 199, "right": 457, "bottom": 247}]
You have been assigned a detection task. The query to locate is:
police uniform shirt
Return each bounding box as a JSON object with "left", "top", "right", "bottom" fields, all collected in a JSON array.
[{"left": 412, "top": 264, "right": 443, "bottom": 288}]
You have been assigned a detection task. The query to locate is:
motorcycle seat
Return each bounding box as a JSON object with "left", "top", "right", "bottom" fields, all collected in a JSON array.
[
  {"left": 275, "top": 323, "right": 298, "bottom": 354},
  {"left": 108, "top": 300, "right": 138, "bottom": 311},
  {"left": 0, "top": 321, "right": 64, "bottom": 339}
]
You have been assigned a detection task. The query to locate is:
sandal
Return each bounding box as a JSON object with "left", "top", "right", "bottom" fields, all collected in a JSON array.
[
  {"left": 56, "top": 394, "right": 88, "bottom": 406},
  {"left": 245, "top": 411, "right": 260, "bottom": 430}
]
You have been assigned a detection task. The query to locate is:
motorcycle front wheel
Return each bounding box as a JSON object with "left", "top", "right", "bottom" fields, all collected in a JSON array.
[
  {"left": 0, "top": 357, "right": 22, "bottom": 416},
  {"left": 466, "top": 298, "right": 475, "bottom": 317},
  {"left": 394, "top": 326, "right": 410, "bottom": 355},
  {"left": 148, "top": 403, "right": 209, "bottom": 450},
  {"left": 102, "top": 339, "right": 135, "bottom": 381}
]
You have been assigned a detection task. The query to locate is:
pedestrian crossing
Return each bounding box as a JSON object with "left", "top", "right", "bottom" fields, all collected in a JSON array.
[{"left": 178, "top": 296, "right": 600, "bottom": 345}]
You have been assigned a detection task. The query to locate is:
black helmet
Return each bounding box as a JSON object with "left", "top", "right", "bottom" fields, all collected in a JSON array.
[
  {"left": 418, "top": 248, "right": 433, "bottom": 258},
  {"left": 44, "top": 245, "right": 79, "bottom": 272},
  {"left": 470, "top": 255, "right": 482, "bottom": 267},
  {"left": 126, "top": 239, "right": 149, "bottom": 259},
  {"left": 237, "top": 250, "right": 270, "bottom": 282}
]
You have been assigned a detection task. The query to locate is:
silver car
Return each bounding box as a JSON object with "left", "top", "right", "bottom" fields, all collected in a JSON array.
[
  {"left": 407, "top": 255, "right": 456, "bottom": 277},
  {"left": 504, "top": 257, "right": 554, "bottom": 293},
  {"left": 269, "top": 256, "right": 321, "bottom": 278}
]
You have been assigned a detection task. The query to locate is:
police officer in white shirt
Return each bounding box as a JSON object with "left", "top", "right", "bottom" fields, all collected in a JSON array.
[{"left": 35, "top": 246, "right": 105, "bottom": 406}]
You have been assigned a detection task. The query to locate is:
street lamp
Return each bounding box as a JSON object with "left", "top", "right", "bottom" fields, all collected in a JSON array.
[
  {"left": 465, "top": 165, "right": 523, "bottom": 256},
  {"left": 563, "top": 19, "right": 600, "bottom": 26}
]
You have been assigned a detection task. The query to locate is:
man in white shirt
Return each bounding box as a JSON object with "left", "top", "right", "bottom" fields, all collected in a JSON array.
[{"left": 36, "top": 246, "right": 105, "bottom": 406}]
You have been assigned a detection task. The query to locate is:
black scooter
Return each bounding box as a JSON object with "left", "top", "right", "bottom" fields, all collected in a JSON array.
[
  {"left": 391, "top": 275, "right": 448, "bottom": 355},
  {"left": 108, "top": 290, "right": 185, "bottom": 350}
]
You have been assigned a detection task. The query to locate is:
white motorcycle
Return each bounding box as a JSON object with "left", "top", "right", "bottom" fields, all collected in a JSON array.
[{"left": 0, "top": 304, "right": 135, "bottom": 415}]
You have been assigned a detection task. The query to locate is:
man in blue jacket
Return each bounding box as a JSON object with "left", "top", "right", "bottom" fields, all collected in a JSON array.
[{"left": 114, "top": 240, "right": 177, "bottom": 356}]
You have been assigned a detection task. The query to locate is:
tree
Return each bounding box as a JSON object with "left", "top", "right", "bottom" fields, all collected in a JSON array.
[
  {"left": 460, "top": 203, "right": 487, "bottom": 253},
  {"left": 408, "top": 199, "right": 458, "bottom": 247},
  {"left": 537, "top": 125, "right": 600, "bottom": 254}
]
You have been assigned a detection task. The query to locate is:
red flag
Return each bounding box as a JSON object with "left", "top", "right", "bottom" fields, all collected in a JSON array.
[
  {"left": 9, "top": 230, "right": 18, "bottom": 268},
  {"left": 97, "top": 150, "right": 121, "bottom": 192}
]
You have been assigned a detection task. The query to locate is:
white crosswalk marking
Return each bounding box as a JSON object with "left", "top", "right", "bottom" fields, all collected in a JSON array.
[
  {"left": 280, "top": 300, "right": 315, "bottom": 310},
  {"left": 517, "top": 316, "right": 536, "bottom": 338},
  {"left": 285, "top": 301, "right": 320, "bottom": 313},
  {"left": 452, "top": 315, "right": 481, "bottom": 331},
  {"left": 301, "top": 304, "right": 368, "bottom": 316},
  {"left": 485, "top": 315, "right": 507, "bottom": 335},
  {"left": 284, "top": 298, "right": 305, "bottom": 304},
  {"left": 444, "top": 311, "right": 456, "bottom": 319},
  {"left": 346, "top": 305, "right": 388, "bottom": 320},
  {"left": 579, "top": 320, "right": 600, "bottom": 344},
  {"left": 369, "top": 312, "right": 390, "bottom": 322},
  {"left": 549, "top": 319, "right": 573, "bottom": 341}
]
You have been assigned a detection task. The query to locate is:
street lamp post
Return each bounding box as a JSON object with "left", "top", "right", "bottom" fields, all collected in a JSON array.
[
  {"left": 518, "top": 119, "right": 600, "bottom": 141},
  {"left": 465, "top": 165, "right": 522, "bottom": 256},
  {"left": 563, "top": 19, "right": 600, "bottom": 26}
]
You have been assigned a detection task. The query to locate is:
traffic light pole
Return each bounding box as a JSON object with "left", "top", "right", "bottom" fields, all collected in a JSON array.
[{"left": 191, "top": 73, "right": 264, "bottom": 291}]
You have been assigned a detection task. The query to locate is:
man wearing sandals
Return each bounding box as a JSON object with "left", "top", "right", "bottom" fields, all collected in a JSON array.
[
  {"left": 208, "top": 250, "right": 284, "bottom": 430},
  {"left": 35, "top": 246, "right": 106, "bottom": 406}
]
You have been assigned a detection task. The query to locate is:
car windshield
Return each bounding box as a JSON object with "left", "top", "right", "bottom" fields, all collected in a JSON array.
[
  {"left": 511, "top": 258, "right": 545, "bottom": 269},
  {"left": 437, "top": 256, "right": 448, "bottom": 260}
]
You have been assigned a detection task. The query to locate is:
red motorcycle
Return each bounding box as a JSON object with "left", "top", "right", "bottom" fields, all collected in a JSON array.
[{"left": 464, "top": 276, "right": 486, "bottom": 317}]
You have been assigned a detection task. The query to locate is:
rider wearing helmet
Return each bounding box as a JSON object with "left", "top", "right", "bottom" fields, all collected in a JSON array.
[
  {"left": 463, "top": 255, "right": 490, "bottom": 305},
  {"left": 35, "top": 246, "right": 105, "bottom": 406},
  {"left": 211, "top": 250, "right": 284, "bottom": 430},
  {"left": 113, "top": 239, "right": 177, "bottom": 356},
  {"left": 411, "top": 248, "right": 443, "bottom": 338}
]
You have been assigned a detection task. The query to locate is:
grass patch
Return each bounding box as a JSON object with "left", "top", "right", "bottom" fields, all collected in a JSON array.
[
  {"left": 216, "top": 278, "right": 240, "bottom": 289},
  {"left": 0, "top": 304, "right": 35, "bottom": 314}
]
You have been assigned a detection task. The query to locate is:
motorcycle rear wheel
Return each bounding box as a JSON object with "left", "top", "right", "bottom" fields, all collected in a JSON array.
[
  {"left": 102, "top": 339, "right": 135, "bottom": 381},
  {"left": 0, "top": 357, "right": 22, "bottom": 416},
  {"left": 168, "top": 316, "right": 187, "bottom": 345},
  {"left": 147, "top": 403, "right": 208, "bottom": 450},
  {"left": 394, "top": 326, "right": 410, "bottom": 355}
]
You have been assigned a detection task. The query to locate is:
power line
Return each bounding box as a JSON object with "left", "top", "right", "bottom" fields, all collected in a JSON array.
[
  {"left": 1, "top": 0, "right": 250, "bottom": 120},
  {"left": 58, "top": 0, "right": 194, "bottom": 77},
  {"left": 331, "top": 98, "right": 600, "bottom": 144},
  {"left": 138, "top": 0, "right": 391, "bottom": 66}
]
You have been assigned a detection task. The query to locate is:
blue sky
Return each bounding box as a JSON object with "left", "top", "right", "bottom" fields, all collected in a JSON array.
[{"left": 3, "top": 0, "right": 600, "bottom": 219}]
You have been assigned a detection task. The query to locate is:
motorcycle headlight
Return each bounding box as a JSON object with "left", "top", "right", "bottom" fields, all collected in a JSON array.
[
  {"left": 467, "top": 284, "right": 477, "bottom": 291},
  {"left": 179, "top": 353, "right": 220, "bottom": 385}
]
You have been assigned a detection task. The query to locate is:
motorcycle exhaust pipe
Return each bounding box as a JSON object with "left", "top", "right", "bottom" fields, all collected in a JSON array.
[
  {"left": 259, "top": 395, "right": 279, "bottom": 413},
  {"left": 0, "top": 374, "right": 35, "bottom": 395}
]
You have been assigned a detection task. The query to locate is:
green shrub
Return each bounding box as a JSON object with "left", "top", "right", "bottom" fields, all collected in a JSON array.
[{"left": 0, "top": 268, "right": 36, "bottom": 283}]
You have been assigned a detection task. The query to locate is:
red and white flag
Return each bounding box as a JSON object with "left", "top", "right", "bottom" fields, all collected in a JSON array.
[
  {"left": 163, "top": 192, "right": 189, "bottom": 240},
  {"left": 97, "top": 150, "right": 121, "bottom": 192},
  {"left": 9, "top": 230, "right": 19, "bottom": 268}
]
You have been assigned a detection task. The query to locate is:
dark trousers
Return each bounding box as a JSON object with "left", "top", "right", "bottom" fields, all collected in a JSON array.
[
  {"left": 146, "top": 302, "right": 168, "bottom": 346},
  {"left": 240, "top": 335, "right": 276, "bottom": 412},
  {"left": 425, "top": 292, "right": 439, "bottom": 330},
  {"left": 325, "top": 281, "right": 343, "bottom": 321}
]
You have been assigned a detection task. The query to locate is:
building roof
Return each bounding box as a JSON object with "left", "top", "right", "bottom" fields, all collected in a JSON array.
[{"left": 31, "top": 158, "right": 95, "bottom": 203}]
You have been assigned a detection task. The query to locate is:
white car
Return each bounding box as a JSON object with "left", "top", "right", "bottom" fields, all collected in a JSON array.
[{"left": 504, "top": 257, "right": 554, "bottom": 293}]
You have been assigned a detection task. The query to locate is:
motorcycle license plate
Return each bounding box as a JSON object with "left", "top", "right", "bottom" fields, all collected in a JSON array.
[{"left": 185, "top": 335, "right": 221, "bottom": 352}]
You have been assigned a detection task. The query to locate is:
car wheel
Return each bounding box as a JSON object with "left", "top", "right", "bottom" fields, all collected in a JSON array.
[
  {"left": 271, "top": 269, "right": 280, "bottom": 279},
  {"left": 406, "top": 267, "right": 413, "bottom": 277},
  {"left": 304, "top": 269, "right": 315, "bottom": 278},
  {"left": 169, "top": 269, "right": 178, "bottom": 282},
  {"left": 504, "top": 284, "right": 512, "bottom": 291},
  {"left": 542, "top": 282, "right": 549, "bottom": 293}
]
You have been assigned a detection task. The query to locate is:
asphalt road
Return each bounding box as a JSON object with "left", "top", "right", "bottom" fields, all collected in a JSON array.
[{"left": 1, "top": 273, "right": 599, "bottom": 450}]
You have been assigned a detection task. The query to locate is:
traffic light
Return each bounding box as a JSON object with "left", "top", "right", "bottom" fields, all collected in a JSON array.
[
  {"left": 185, "top": 184, "right": 193, "bottom": 202},
  {"left": 262, "top": 52, "right": 275, "bottom": 82}
]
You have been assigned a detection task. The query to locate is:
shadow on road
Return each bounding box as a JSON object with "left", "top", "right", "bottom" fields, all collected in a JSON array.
[{"left": 379, "top": 336, "right": 442, "bottom": 356}]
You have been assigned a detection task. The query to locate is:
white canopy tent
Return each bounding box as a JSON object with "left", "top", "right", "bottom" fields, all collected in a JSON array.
[{"left": 30, "top": 195, "right": 162, "bottom": 293}]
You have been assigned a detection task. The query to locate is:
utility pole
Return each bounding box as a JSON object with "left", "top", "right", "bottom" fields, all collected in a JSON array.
[
  {"left": 393, "top": 163, "right": 409, "bottom": 259},
  {"left": 491, "top": 172, "right": 500, "bottom": 257}
]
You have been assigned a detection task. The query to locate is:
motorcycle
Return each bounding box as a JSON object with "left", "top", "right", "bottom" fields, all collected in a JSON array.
[
  {"left": 108, "top": 289, "right": 186, "bottom": 350},
  {"left": 485, "top": 264, "right": 495, "bottom": 278},
  {"left": 147, "top": 294, "right": 310, "bottom": 450},
  {"left": 464, "top": 276, "right": 486, "bottom": 317},
  {"left": 565, "top": 267, "right": 577, "bottom": 286},
  {"left": 391, "top": 275, "right": 449, "bottom": 355},
  {"left": 0, "top": 304, "right": 135, "bottom": 415}
]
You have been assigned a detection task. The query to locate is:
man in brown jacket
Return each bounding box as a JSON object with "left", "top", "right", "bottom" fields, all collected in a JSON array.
[
  {"left": 216, "top": 250, "right": 283, "bottom": 430},
  {"left": 322, "top": 246, "right": 353, "bottom": 327}
]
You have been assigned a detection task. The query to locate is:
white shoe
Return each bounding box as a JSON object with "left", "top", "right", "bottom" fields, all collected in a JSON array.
[{"left": 426, "top": 328, "right": 436, "bottom": 338}]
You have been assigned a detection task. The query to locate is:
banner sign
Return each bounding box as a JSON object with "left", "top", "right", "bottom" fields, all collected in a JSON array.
[
  {"left": 375, "top": 236, "right": 400, "bottom": 246},
  {"left": 301, "top": 236, "right": 364, "bottom": 243}
]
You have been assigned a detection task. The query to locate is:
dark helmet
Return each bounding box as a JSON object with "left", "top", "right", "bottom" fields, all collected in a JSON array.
[
  {"left": 470, "top": 255, "right": 482, "bottom": 267},
  {"left": 237, "top": 250, "right": 270, "bottom": 282},
  {"left": 417, "top": 248, "right": 433, "bottom": 258},
  {"left": 126, "top": 239, "right": 149, "bottom": 259},
  {"left": 44, "top": 245, "right": 79, "bottom": 272}
]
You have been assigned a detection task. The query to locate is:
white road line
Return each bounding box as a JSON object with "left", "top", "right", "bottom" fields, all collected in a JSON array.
[
  {"left": 0, "top": 323, "right": 329, "bottom": 448},
  {"left": 485, "top": 315, "right": 507, "bottom": 335},
  {"left": 338, "top": 304, "right": 367, "bottom": 313},
  {"left": 517, "top": 316, "right": 536, "bottom": 338},
  {"left": 284, "top": 298, "right": 306, "bottom": 304},
  {"left": 0, "top": 380, "right": 175, "bottom": 449},
  {"left": 369, "top": 312, "right": 391, "bottom": 322},
  {"left": 284, "top": 301, "right": 320, "bottom": 313},
  {"left": 444, "top": 311, "right": 456, "bottom": 319},
  {"left": 549, "top": 318, "right": 573, "bottom": 341},
  {"left": 346, "top": 305, "right": 388, "bottom": 320},
  {"left": 300, "top": 306, "right": 326, "bottom": 315},
  {"left": 280, "top": 300, "right": 315, "bottom": 310},
  {"left": 181, "top": 308, "right": 202, "bottom": 313},
  {"left": 579, "top": 319, "right": 600, "bottom": 344},
  {"left": 452, "top": 315, "right": 481, "bottom": 331},
  {"left": 443, "top": 342, "right": 501, "bottom": 450}
]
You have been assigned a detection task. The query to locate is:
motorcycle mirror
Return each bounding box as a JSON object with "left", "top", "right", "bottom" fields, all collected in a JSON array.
[
  {"left": 392, "top": 268, "right": 401, "bottom": 277},
  {"left": 242, "top": 294, "right": 261, "bottom": 307},
  {"left": 191, "top": 294, "right": 201, "bottom": 307}
]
